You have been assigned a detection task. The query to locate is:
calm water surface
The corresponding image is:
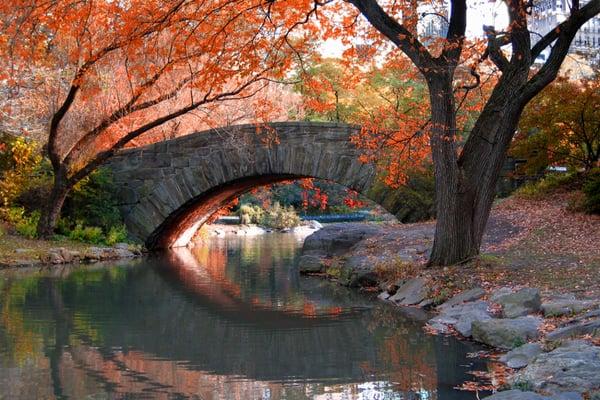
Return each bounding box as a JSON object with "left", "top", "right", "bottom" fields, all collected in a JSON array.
[{"left": 0, "top": 234, "right": 492, "bottom": 399}]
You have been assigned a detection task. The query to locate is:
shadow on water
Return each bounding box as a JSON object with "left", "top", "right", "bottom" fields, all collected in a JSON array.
[{"left": 0, "top": 234, "right": 492, "bottom": 399}]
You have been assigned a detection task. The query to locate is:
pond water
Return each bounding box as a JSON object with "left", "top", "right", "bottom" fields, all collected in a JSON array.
[{"left": 0, "top": 234, "right": 493, "bottom": 399}]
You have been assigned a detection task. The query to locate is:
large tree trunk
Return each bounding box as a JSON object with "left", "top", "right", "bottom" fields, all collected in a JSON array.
[
  {"left": 428, "top": 89, "right": 524, "bottom": 266},
  {"left": 37, "top": 170, "right": 70, "bottom": 238}
]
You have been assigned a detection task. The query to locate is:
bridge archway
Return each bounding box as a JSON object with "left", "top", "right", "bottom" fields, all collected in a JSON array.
[{"left": 105, "top": 122, "right": 403, "bottom": 249}]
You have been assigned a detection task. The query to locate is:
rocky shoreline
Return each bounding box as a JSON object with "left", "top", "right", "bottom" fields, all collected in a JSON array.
[
  {"left": 297, "top": 223, "right": 600, "bottom": 399},
  {"left": 0, "top": 243, "right": 142, "bottom": 269}
]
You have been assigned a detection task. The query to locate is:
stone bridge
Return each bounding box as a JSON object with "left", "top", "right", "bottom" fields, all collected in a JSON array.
[{"left": 105, "top": 122, "right": 404, "bottom": 248}]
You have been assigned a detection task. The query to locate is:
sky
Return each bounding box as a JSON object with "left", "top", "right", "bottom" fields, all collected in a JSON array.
[{"left": 319, "top": 1, "right": 510, "bottom": 58}]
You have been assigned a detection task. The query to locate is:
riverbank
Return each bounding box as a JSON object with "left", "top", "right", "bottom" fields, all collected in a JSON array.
[
  {"left": 297, "top": 190, "right": 600, "bottom": 398},
  {"left": 0, "top": 224, "right": 142, "bottom": 268}
]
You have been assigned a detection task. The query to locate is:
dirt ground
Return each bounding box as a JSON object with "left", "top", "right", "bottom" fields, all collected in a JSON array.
[{"left": 358, "top": 190, "right": 600, "bottom": 298}]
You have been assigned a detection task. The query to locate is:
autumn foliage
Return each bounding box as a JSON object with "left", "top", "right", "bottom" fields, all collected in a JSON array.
[{"left": 513, "top": 75, "right": 600, "bottom": 173}]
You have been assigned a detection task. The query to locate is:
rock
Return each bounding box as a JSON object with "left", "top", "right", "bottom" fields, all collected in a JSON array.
[
  {"left": 579, "top": 308, "right": 600, "bottom": 320},
  {"left": 483, "top": 390, "right": 548, "bottom": 400},
  {"left": 429, "top": 300, "right": 492, "bottom": 337},
  {"left": 491, "top": 287, "right": 515, "bottom": 302},
  {"left": 438, "top": 287, "right": 486, "bottom": 310},
  {"left": 114, "top": 243, "right": 130, "bottom": 250},
  {"left": 499, "top": 343, "right": 543, "bottom": 369},
  {"left": 417, "top": 298, "right": 435, "bottom": 308},
  {"left": 542, "top": 298, "right": 598, "bottom": 317},
  {"left": 55, "top": 248, "right": 81, "bottom": 263},
  {"left": 301, "top": 223, "right": 383, "bottom": 256},
  {"left": 307, "top": 220, "right": 323, "bottom": 229},
  {"left": 484, "top": 392, "right": 582, "bottom": 400},
  {"left": 15, "top": 248, "right": 32, "bottom": 254},
  {"left": 84, "top": 247, "right": 112, "bottom": 261},
  {"left": 512, "top": 340, "right": 600, "bottom": 394},
  {"left": 388, "top": 277, "right": 429, "bottom": 306},
  {"left": 344, "top": 255, "right": 378, "bottom": 287},
  {"left": 297, "top": 254, "right": 325, "bottom": 273},
  {"left": 472, "top": 316, "right": 542, "bottom": 349},
  {"left": 40, "top": 249, "right": 64, "bottom": 264},
  {"left": 377, "top": 291, "right": 391, "bottom": 301},
  {"left": 549, "top": 393, "right": 583, "bottom": 400},
  {"left": 112, "top": 248, "right": 135, "bottom": 259},
  {"left": 546, "top": 317, "right": 600, "bottom": 340},
  {"left": 496, "top": 288, "right": 542, "bottom": 318}
]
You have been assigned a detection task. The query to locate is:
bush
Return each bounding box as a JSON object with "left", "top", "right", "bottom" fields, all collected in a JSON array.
[
  {"left": 515, "top": 172, "right": 577, "bottom": 199},
  {"left": 68, "top": 224, "right": 104, "bottom": 244},
  {"left": 238, "top": 204, "right": 264, "bottom": 225},
  {"left": 62, "top": 168, "right": 123, "bottom": 232},
  {"left": 105, "top": 224, "right": 128, "bottom": 246},
  {"left": 1, "top": 207, "right": 40, "bottom": 239},
  {"left": 583, "top": 169, "right": 600, "bottom": 214},
  {"left": 0, "top": 135, "right": 49, "bottom": 209},
  {"left": 15, "top": 210, "right": 40, "bottom": 239},
  {"left": 261, "top": 202, "right": 301, "bottom": 229}
]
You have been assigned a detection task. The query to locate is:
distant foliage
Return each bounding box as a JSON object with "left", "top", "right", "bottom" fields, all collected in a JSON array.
[
  {"left": 238, "top": 204, "right": 264, "bottom": 225},
  {"left": 512, "top": 77, "right": 600, "bottom": 174},
  {"left": 583, "top": 169, "right": 600, "bottom": 214}
]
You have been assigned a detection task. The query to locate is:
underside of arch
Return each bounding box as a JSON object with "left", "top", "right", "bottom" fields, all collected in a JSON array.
[{"left": 148, "top": 174, "right": 305, "bottom": 249}]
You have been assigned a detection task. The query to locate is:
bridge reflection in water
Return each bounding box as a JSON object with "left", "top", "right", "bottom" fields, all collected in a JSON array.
[{"left": 0, "top": 234, "right": 491, "bottom": 399}]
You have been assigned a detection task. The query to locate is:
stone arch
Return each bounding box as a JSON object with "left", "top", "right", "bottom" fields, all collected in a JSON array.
[{"left": 105, "top": 122, "right": 402, "bottom": 249}]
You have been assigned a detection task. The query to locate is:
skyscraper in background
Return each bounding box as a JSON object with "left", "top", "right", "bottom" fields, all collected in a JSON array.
[{"left": 530, "top": 0, "right": 600, "bottom": 62}]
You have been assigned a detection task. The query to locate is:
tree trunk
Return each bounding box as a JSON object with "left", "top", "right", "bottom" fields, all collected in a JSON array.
[
  {"left": 428, "top": 93, "right": 524, "bottom": 266},
  {"left": 37, "top": 171, "right": 70, "bottom": 238}
]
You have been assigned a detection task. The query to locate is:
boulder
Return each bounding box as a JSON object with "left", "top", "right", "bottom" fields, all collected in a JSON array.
[
  {"left": 512, "top": 340, "right": 600, "bottom": 395},
  {"left": 429, "top": 300, "right": 492, "bottom": 337},
  {"left": 496, "top": 288, "right": 542, "bottom": 318},
  {"left": 307, "top": 220, "right": 323, "bottom": 229},
  {"left": 112, "top": 248, "right": 136, "bottom": 259},
  {"left": 483, "top": 391, "right": 582, "bottom": 400},
  {"left": 377, "top": 291, "right": 392, "bottom": 301},
  {"left": 84, "top": 247, "right": 112, "bottom": 261},
  {"left": 388, "top": 277, "right": 429, "bottom": 306},
  {"left": 490, "top": 287, "right": 514, "bottom": 302},
  {"left": 438, "top": 287, "right": 486, "bottom": 310},
  {"left": 541, "top": 296, "right": 598, "bottom": 317},
  {"left": 546, "top": 317, "right": 600, "bottom": 341},
  {"left": 343, "top": 255, "right": 378, "bottom": 287},
  {"left": 56, "top": 248, "right": 81, "bottom": 263},
  {"left": 472, "top": 316, "right": 542, "bottom": 349},
  {"left": 301, "top": 223, "right": 382, "bottom": 256},
  {"left": 297, "top": 254, "right": 325, "bottom": 273},
  {"left": 483, "top": 390, "right": 548, "bottom": 400},
  {"left": 499, "top": 343, "right": 543, "bottom": 369},
  {"left": 40, "top": 249, "right": 64, "bottom": 264}
]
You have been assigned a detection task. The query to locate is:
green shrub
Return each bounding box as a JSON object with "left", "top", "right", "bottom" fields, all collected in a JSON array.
[
  {"left": 68, "top": 224, "right": 104, "bottom": 244},
  {"left": 261, "top": 202, "right": 300, "bottom": 229},
  {"left": 583, "top": 168, "right": 600, "bottom": 214},
  {"left": 0, "top": 207, "right": 39, "bottom": 238},
  {"left": 105, "top": 224, "right": 128, "bottom": 246},
  {"left": 15, "top": 210, "right": 39, "bottom": 239},
  {"left": 515, "top": 172, "right": 577, "bottom": 199},
  {"left": 62, "top": 168, "right": 123, "bottom": 232}
]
